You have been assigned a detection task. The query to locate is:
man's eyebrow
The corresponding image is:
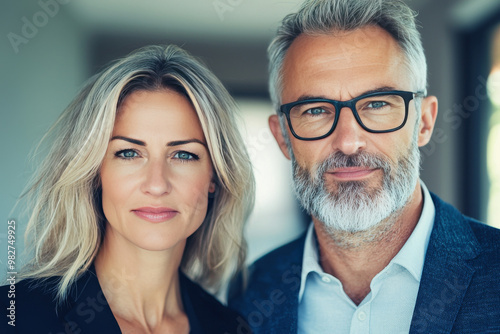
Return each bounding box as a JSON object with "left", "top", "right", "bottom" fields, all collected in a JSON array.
[
  {"left": 167, "top": 139, "right": 207, "bottom": 147},
  {"left": 110, "top": 136, "right": 146, "bottom": 146},
  {"left": 358, "top": 86, "right": 399, "bottom": 95},
  {"left": 294, "top": 86, "right": 399, "bottom": 102}
]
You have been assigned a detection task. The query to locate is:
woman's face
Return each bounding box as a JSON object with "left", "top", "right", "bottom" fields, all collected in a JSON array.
[{"left": 100, "top": 89, "right": 215, "bottom": 252}]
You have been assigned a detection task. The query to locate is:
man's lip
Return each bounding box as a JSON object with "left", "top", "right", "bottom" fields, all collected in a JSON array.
[
  {"left": 132, "top": 207, "right": 178, "bottom": 223},
  {"left": 326, "top": 167, "right": 377, "bottom": 180}
]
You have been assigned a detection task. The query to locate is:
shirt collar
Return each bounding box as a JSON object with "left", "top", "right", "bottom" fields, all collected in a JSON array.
[
  {"left": 298, "top": 180, "right": 435, "bottom": 302},
  {"left": 391, "top": 181, "right": 435, "bottom": 281},
  {"left": 299, "top": 221, "right": 322, "bottom": 301}
]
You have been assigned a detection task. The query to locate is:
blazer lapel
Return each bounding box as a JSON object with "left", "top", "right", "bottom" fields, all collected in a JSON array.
[
  {"left": 63, "top": 267, "right": 122, "bottom": 334},
  {"left": 266, "top": 234, "right": 305, "bottom": 333},
  {"left": 409, "top": 194, "right": 481, "bottom": 334}
]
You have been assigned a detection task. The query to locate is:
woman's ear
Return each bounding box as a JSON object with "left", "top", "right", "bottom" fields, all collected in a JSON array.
[{"left": 208, "top": 179, "right": 216, "bottom": 194}]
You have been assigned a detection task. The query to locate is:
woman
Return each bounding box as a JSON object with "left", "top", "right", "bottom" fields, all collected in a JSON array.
[{"left": 1, "top": 45, "right": 254, "bottom": 333}]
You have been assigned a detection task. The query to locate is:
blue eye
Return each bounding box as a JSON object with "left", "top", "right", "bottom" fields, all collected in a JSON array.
[
  {"left": 174, "top": 151, "right": 199, "bottom": 161},
  {"left": 115, "top": 149, "right": 139, "bottom": 160},
  {"left": 367, "top": 101, "right": 388, "bottom": 109},
  {"left": 305, "top": 107, "right": 326, "bottom": 115}
]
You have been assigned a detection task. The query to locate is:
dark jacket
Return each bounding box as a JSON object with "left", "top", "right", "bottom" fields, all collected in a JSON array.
[
  {"left": 1, "top": 266, "right": 250, "bottom": 334},
  {"left": 229, "top": 193, "right": 500, "bottom": 333}
]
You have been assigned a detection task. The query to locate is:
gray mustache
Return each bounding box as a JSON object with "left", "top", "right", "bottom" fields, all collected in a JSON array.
[{"left": 318, "top": 151, "right": 391, "bottom": 175}]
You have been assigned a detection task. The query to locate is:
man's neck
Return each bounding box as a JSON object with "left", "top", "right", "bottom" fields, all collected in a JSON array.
[{"left": 314, "top": 183, "right": 424, "bottom": 305}]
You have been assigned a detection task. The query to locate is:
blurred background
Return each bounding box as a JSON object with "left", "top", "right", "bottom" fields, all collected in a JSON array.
[{"left": 1, "top": 0, "right": 500, "bottom": 277}]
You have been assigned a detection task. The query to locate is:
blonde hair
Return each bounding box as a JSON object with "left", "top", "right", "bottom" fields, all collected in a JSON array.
[{"left": 19, "top": 45, "right": 255, "bottom": 302}]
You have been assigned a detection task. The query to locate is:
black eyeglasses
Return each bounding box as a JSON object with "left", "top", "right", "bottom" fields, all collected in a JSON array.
[{"left": 279, "top": 90, "right": 424, "bottom": 141}]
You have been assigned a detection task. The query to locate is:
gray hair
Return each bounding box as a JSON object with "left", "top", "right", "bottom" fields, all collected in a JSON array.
[
  {"left": 18, "top": 45, "right": 255, "bottom": 302},
  {"left": 268, "top": 0, "right": 427, "bottom": 111}
]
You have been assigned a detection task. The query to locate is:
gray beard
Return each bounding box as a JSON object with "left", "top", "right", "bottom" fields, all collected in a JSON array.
[{"left": 292, "top": 139, "right": 420, "bottom": 234}]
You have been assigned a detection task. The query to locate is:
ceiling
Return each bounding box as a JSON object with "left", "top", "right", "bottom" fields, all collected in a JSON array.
[
  {"left": 66, "top": 0, "right": 437, "bottom": 42},
  {"left": 65, "top": 0, "right": 500, "bottom": 41},
  {"left": 68, "top": 0, "right": 305, "bottom": 41},
  {"left": 64, "top": 0, "right": 500, "bottom": 96}
]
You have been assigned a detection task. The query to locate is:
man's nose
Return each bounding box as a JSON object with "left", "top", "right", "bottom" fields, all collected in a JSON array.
[{"left": 328, "top": 107, "right": 367, "bottom": 155}]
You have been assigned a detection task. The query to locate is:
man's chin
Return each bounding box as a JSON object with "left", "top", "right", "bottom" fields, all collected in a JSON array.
[
  {"left": 312, "top": 188, "right": 397, "bottom": 234},
  {"left": 324, "top": 180, "right": 382, "bottom": 202},
  {"left": 319, "top": 214, "right": 382, "bottom": 232},
  {"left": 322, "top": 218, "right": 383, "bottom": 234}
]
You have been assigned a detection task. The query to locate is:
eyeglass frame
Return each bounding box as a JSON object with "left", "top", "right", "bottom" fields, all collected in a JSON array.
[{"left": 279, "top": 90, "right": 426, "bottom": 141}]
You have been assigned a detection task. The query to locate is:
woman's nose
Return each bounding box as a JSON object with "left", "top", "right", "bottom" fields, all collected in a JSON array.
[{"left": 140, "top": 159, "right": 172, "bottom": 196}]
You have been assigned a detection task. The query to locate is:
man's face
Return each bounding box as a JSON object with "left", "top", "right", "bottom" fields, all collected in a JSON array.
[{"left": 270, "top": 25, "right": 437, "bottom": 232}]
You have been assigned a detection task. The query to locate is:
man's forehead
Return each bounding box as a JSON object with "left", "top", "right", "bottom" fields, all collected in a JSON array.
[
  {"left": 281, "top": 26, "right": 409, "bottom": 101},
  {"left": 285, "top": 26, "right": 402, "bottom": 69}
]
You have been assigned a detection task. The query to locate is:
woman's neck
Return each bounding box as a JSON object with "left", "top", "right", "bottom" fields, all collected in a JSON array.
[{"left": 94, "top": 226, "right": 188, "bottom": 332}]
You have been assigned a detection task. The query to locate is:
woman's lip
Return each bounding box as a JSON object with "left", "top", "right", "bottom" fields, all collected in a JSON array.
[
  {"left": 132, "top": 207, "right": 178, "bottom": 223},
  {"left": 327, "top": 167, "right": 377, "bottom": 180}
]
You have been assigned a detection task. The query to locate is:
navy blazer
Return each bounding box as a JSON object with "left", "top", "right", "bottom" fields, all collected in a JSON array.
[
  {"left": 229, "top": 193, "right": 500, "bottom": 333},
  {"left": 1, "top": 266, "right": 251, "bottom": 333}
]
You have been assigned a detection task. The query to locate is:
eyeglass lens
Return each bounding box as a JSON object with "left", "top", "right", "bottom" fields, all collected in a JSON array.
[{"left": 288, "top": 94, "right": 406, "bottom": 138}]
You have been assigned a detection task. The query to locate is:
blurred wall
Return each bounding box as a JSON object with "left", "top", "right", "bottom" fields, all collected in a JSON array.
[
  {"left": 417, "top": 0, "right": 500, "bottom": 218},
  {"left": 1, "top": 1, "right": 87, "bottom": 264},
  {"left": 417, "top": 0, "right": 461, "bottom": 208}
]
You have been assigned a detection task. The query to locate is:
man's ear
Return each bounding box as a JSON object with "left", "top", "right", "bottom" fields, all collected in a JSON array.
[
  {"left": 269, "top": 114, "right": 291, "bottom": 160},
  {"left": 418, "top": 96, "right": 438, "bottom": 147}
]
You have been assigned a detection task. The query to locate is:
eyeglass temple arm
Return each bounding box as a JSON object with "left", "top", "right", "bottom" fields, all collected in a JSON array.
[{"left": 415, "top": 90, "right": 427, "bottom": 98}]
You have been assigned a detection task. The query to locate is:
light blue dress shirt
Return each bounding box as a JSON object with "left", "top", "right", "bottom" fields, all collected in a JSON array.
[{"left": 298, "top": 182, "right": 435, "bottom": 334}]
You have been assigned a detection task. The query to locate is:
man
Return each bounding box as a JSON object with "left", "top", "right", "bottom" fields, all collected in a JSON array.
[{"left": 229, "top": 0, "right": 500, "bottom": 333}]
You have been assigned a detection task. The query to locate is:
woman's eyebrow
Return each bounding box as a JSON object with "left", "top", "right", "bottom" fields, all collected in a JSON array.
[
  {"left": 167, "top": 139, "right": 207, "bottom": 148},
  {"left": 110, "top": 136, "right": 146, "bottom": 146},
  {"left": 110, "top": 137, "right": 207, "bottom": 148}
]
